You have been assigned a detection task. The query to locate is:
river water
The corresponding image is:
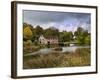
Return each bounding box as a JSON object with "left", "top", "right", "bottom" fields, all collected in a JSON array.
[
  {"left": 62, "top": 46, "right": 90, "bottom": 52},
  {"left": 24, "top": 46, "right": 90, "bottom": 56}
]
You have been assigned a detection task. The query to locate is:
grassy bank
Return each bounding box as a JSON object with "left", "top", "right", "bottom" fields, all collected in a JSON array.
[{"left": 23, "top": 48, "right": 91, "bottom": 69}]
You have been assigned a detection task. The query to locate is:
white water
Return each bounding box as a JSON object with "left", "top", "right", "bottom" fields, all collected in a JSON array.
[{"left": 62, "top": 46, "right": 90, "bottom": 52}]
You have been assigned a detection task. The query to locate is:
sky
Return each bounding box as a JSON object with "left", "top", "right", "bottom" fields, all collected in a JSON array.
[{"left": 23, "top": 10, "right": 91, "bottom": 32}]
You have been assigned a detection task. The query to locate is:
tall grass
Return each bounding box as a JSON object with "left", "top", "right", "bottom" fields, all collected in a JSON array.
[{"left": 23, "top": 48, "right": 90, "bottom": 69}]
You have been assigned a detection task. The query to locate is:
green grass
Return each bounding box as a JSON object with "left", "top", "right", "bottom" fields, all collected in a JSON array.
[{"left": 23, "top": 48, "right": 91, "bottom": 69}]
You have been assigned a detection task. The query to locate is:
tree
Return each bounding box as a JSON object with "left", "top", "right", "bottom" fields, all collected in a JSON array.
[
  {"left": 67, "top": 31, "right": 73, "bottom": 41},
  {"left": 23, "top": 26, "right": 33, "bottom": 40},
  {"left": 59, "top": 31, "right": 73, "bottom": 42},
  {"left": 74, "top": 27, "right": 90, "bottom": 45},
  {"left": 44, "top": 27, "right": 59, "bottom": 37},
  {"left": 35, "top": 25, "right": 43, "bottom": 36},
  {"left": 31, "top": 25, "right": 43, "bottom": 42},
  {"left": 23, "top": 23, "right": 33, "bottom": 30},
  {"left": 84, "top": 35, "right": 91, "bottom": 45},
  {"left": 74, "top": 27, "right": 84, "bottom": 37}
]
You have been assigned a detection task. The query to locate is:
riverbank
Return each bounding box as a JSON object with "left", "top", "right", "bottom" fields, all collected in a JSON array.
[{"left": 23, "top": 48, "right": 91, "bottom": 69}]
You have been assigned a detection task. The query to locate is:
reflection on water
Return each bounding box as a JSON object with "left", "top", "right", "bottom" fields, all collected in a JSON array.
[
  {"left": 24, "top": 46, "right": 90, "bottom": 56},
  {"left": 62, "top": 46, "right": 90, "bottom": 52}
]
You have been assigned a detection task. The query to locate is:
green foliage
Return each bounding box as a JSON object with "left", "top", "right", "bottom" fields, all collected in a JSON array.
[
  {"left": 23, "top": 23, "right": 91, "bottom": 56},
  {"left": 23, "top": 23, "right": 91, "bottom": 46},
  {"left": 24, "top": 40, "right": 32, "bottom": 46},
  {"left": 23, "top": 40, "right": 41, "bottom": 53},
  {"left": 85, "top": 35, "right": 91, "bottom": 45},
  {"left": 35, "top": 25, "right": 44, "bottom": 36},
  {"left": 74, "top": 27, "right": 90, "bottom": 45},
  {"left": 23, "top": 40, "right": 33, "bottom": 53},
  {"left": 44, "top": 27, "right": 59, "bottom": 37},
  {"left": 59, "top": 31, "right": 73, "bottom": 42}
]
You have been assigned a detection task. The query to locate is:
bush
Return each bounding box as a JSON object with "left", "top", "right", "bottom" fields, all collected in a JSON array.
[{"left": 23, "top": 40, "right": 41, "bottom": 53}]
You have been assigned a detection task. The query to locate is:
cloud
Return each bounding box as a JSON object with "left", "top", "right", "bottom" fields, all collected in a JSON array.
[{"left": 23, "top": 10, "right": 91, "bottom": 32}]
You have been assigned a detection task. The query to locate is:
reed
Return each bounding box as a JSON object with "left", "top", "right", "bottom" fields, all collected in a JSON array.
[{"left": 23, "top": 48, "right": 90, "bottom": 69}]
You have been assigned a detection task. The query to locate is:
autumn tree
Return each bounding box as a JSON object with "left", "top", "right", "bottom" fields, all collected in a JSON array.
[{"left": 23, "top": 26, "right": 33, "bottom": 40}]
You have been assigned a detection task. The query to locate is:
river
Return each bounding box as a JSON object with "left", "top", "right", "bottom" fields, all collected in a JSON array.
[{"left": 24, "top": 46, "right": 90, "bottom": 56}]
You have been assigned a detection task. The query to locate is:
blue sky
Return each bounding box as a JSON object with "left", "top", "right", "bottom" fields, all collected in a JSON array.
[{"left": 23, "top": 10, "right": 91, "bottom": 32}]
